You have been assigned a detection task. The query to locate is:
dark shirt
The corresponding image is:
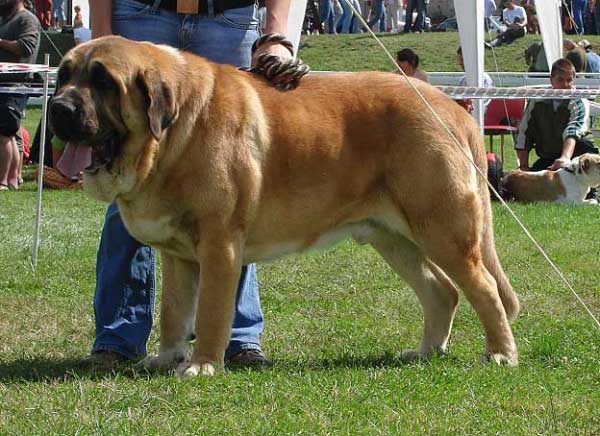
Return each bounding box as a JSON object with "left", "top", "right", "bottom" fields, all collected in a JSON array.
[
  {"left": 516, "top": 99, "right": 591, "bottom": 160},
  {"left": 0, "top": 8, "right": 41, "bottom": 82}
]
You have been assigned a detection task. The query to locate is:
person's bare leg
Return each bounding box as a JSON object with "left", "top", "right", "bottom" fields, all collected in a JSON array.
[
  {"left": 0, "top": 134, "right": 16, "bottom": 187},
  {"left": 6, "top": 136, "right": 19, "bottom": 188}
]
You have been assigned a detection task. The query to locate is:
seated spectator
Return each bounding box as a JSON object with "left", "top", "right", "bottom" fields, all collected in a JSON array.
[
  {"left": 578, "top": 39, "right": 600, "bottom": 73},
  {"left": 565, "top": 45, "right": 587, "bottom": 73},
  {"left": 515, "top": 58, "right": 598, "bottom": 172},
  {"left": 524, "top": 41, "right": 549, "bottom": 72},
  {"left": 456, "top": 46, "right": 494, "bottom": 114},
  {"left": 395, "top": 48, "right": 428, "bottom": 82},
  {"left": 485, "top": 0, "right": 527, "bottom": 49}
]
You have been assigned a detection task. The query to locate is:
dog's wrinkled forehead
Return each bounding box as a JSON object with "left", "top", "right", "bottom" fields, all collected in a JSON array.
[{"left": 56, "top": 37, "right": 145, "bottom": 92}]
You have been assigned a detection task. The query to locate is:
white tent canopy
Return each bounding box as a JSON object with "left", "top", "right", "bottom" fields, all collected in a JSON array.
[{"left": 455, "top": 0, "right": 563, "bottom": 125}]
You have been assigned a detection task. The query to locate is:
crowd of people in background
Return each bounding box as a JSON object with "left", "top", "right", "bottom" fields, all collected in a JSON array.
[
  {"left": 314, "top": 0, "right": 600, "bottom": 36},
  {"left": 318, "top": 0, "right": 430, "bottom": 34}
]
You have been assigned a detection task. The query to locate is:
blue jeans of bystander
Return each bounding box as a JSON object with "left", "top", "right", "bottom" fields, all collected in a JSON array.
[{"left": 367, "top": 0, "right": 386, "bottom": 32}]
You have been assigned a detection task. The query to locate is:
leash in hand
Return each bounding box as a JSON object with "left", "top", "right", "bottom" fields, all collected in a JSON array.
[{"left": 242, "top": 33, "right": 310, "bottom": 91}]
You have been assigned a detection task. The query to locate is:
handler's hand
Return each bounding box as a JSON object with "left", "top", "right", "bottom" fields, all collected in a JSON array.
[
  {"left": 549, "top": 157, "right": 570, "bottom": 171},
  {"left": 251, "top": 42, "right": 293, "bottom": 67}
]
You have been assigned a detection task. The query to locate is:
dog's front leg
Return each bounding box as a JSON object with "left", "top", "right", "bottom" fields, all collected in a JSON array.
[
  {"left": 144, "top": 253, "right": 198, "bottom": 371},
  {"left": 176, "top": 233, "right": 242, "bottom": 377}
]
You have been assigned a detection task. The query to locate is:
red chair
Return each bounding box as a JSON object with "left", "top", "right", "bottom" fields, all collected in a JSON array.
[{"left": 483, "top": 99, "right": 525, "bottom": 162}]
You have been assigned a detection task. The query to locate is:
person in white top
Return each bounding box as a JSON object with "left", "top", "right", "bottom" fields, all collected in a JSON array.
[{"left": 485, "top": 0, "right": 527, "bottom": 49}]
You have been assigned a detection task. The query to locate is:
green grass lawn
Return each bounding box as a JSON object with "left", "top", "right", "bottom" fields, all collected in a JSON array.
[{"left": 1, "top": 32, "right": 600, "bottom": 434}]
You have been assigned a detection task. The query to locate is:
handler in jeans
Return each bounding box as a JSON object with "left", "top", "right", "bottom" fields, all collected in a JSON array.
[{"left": 87, "top": 0, "right": 293, "bottom": 369}]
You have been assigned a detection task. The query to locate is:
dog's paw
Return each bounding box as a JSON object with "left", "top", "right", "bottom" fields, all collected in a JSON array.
[
  {"left": 399, "top": 349, "right": 424, "bottom": 363},
  {"left": 143, "top": 349, "right": 188, "bottom": 371},
  {"left": 176, "top": 361, "right": 217, "bottom": 377},
  {"left": 480, "top": 352, "right": 518, "bottom": 366}
]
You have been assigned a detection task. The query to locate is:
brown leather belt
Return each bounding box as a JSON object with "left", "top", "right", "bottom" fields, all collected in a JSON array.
[{"left": 137, "top": 0, "right": 256, "bottom": 14}]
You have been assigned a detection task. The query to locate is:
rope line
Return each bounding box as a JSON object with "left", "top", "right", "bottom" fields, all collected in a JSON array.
[
  {"left": 341, "top": 0, "right": 600, "bottom": 330},
  {"left": 437, "top": 85, "right": 600, "bottom": 99}
]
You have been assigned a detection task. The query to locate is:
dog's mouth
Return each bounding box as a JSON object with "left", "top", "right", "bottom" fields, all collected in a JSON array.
[
  {"left": 56, "top": 134, "right": 124, "bottom": 180},
  {"left": 86, "top": 135, "right": 121, "bottom": 174}
]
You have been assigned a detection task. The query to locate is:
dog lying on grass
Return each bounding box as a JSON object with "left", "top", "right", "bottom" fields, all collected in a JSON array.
[
  {"left": 49, "top": 36, "right": 520, "bottom": 377},
  {"left": 501, "top": 154, "right": 600, "bottom": 205}
]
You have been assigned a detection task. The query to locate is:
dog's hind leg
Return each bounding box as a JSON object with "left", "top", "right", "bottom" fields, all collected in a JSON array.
[
  {"left": 366, "top": 229, "right": 459, "bottom": 362},
  {"left": 143, "top": 253, "right": 198, "bottom": 371},
  {"left": 413, "top": 195, "right": 518, "bottom": 365}
]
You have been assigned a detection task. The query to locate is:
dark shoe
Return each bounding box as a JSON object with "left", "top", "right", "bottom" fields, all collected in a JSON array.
[
  {"left": 226, "top": 349, "right": 271, "bottom": 368},
  {"left": 80, "top": 350, "right": 129, "bottom": 371},
  {"left": 484, "top": 41, "right": 493, "bottom": 49}
]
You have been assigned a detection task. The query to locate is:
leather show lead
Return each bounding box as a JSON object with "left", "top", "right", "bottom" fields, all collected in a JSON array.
[{"left": 243, "top": 33, "right": 310, "bottom": 91}]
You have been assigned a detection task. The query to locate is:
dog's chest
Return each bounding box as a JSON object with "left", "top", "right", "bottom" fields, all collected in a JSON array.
[{"left": 118, "top": 203, "right": 196, "bottom": 259}]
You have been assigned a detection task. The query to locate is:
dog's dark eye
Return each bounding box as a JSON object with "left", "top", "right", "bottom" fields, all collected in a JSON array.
[{"left": 90, "top": 64, "right": 116, "bottom": 91}]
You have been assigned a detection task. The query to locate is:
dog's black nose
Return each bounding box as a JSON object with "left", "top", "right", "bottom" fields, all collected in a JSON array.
[{"left": 50, "top": 98, "right": 78, "bottom": 124}]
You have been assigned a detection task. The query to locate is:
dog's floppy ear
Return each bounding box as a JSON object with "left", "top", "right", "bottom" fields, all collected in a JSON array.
[
  {"left": 136, "top": 69, "right": 179, "bottom": 140},
  {"left": 581, "top": 156, "right": 591, "bottom": 173}
]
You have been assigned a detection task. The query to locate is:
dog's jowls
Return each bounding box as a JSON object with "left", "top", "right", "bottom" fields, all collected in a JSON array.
[{"left": 49, "top": 36, "right": 520, "bottom": 377}]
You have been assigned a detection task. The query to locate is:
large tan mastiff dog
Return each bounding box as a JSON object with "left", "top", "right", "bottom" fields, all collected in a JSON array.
[{"left": 49, "top": 36, "right": 520, "bottom": 376}]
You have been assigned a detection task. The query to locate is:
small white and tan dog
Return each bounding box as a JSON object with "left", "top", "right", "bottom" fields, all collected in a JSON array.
[{"left": 501, "top": 153, "right": 600, "bottom": 205}]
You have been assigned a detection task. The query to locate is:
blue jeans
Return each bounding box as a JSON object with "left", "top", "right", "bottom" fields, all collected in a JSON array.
[
  {"left": 320, "top": 0, "right": 335, "bottom": 34},
  {"left": 93, "top": 0, "right": 264, "bottom": 360},
  {"left": 405, "top": 0, "right": 425, "bottom": 32},
  {"left": 367, "top": 0, "right": 386, "bottom": 32},
  {"left": 341, "top": 0, "right": 361, "bottom": 33},
  {"left": 52, "top": 0, "right": 66, "bottom": 21},
  {"left": 573, "top": 0, "right": 588, "bottom": 34}
]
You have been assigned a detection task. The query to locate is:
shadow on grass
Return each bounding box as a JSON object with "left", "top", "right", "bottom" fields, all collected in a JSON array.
[
  {"left": 0, "top": 352, "right": 457, "bottom": 382},
  {"left": 0, "top": 356, "right": 151, "bottom": 382},
  {"left": 271, "top": 351, "right": 457, "bottom": 371}
]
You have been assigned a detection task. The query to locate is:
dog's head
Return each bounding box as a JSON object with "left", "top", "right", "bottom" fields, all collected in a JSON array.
[
  {"left": 567, "top": 153, "right": 600, "bottom": 187},
  {"left": 49, "top": 36, "right": 181, "bottom": 201}
]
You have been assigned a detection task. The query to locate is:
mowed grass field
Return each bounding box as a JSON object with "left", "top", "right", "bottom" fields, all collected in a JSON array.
[{"left": 1, "top": 32, "right": 600, "bottom": 434}]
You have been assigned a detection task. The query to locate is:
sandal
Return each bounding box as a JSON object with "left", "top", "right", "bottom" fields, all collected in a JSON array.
[{"left": 0, "top": 183, "right": 8, "bottom": 191}]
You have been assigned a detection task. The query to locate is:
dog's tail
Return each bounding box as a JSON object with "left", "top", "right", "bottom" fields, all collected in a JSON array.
[{"left": 471, "top": 131, "right": 521, "bottom": 321}]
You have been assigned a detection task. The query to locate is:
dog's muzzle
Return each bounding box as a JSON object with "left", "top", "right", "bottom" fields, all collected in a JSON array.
[{"left": 49, "top": 95, "right": 96, "bottom": 143}]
